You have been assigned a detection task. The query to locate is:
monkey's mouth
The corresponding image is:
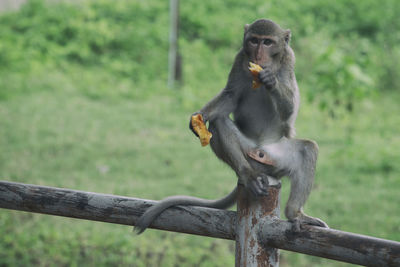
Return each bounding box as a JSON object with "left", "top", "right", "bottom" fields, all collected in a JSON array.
[
  {"left": 251, "top": 60, "right": 263, "bottom": 67},
  {"left": 254, "top": 61, "right": 273, "bottom": 69}
]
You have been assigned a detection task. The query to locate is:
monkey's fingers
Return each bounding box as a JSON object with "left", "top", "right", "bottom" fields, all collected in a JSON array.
[
  {"left": 191, "top": 113, "right": 212, "bottom": 146},
  {"left": 259, "top": 68, "right": 277, "bottom": 89},
  {"left": 248, "top": 150, "right": 275, "bottom": 166},
  {"left": 248, "top": 175, "right": 269, "bottom": 197}
]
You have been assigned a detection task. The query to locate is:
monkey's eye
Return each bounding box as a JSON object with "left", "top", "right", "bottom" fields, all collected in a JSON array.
[
  {"left": 263, "top": 39, "right": 274, "bottom": 46},
  {"left": 249, "top": 37, "right": 259, "bottom": 45}
]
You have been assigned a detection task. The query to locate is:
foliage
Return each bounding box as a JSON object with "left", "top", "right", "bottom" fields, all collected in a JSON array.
[
  {"left": 0, "top": 0, "right": 169, "bottom": 100},
  {"left": 0, "top": 0, "right": 399, "bottom": 111}
]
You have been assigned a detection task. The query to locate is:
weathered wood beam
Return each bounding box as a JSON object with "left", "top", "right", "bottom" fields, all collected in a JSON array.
[
  {"left": 1, "top": 180, "right": 400, "bottom": 266},
  {"left": 259, "top": 218, "right": 400, "bottom": 267},
  {"left": 0, "top": 180, "right": 236, "bottom": 239}
]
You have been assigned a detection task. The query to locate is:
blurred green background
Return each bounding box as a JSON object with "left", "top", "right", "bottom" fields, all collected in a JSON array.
[{"left": 0, "top": 0, "right": 399, "bottom": 266}]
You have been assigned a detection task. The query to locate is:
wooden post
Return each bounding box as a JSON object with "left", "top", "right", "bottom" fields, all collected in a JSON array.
[
  {"left": 168, "top": 0, "right": 181, "bottom": 88},
  {"left": 235, "top": 178, "right": 281, "bottom": 267}
]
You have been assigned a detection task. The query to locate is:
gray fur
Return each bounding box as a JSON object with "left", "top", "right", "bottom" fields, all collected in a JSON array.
[
  {"left": 134, "top": 187, "right": 237, "bottom": 234},
  {"left": 135, "top": 19, "right": 328, "bottom": 234}
]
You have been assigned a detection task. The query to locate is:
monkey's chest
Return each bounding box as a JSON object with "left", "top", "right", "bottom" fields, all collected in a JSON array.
[{"left": 234, "top": 90, "right": 281, "bottom": 142}]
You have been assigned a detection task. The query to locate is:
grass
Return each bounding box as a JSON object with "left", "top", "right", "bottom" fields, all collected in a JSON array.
[{"left": 0, "top": 66, "right": 399, "bottom": 266}]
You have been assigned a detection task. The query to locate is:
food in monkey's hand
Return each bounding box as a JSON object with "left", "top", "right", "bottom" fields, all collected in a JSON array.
[
  {"left": 191, "top": 114, "right": 212, "bottom": 146},
  {"left": 248, "top": 62, "right": 263, "bottom": 89}
]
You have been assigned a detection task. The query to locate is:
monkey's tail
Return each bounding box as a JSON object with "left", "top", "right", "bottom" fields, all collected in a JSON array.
[{"left": 134, "top": 186, "right": 238, "bottom": 234}]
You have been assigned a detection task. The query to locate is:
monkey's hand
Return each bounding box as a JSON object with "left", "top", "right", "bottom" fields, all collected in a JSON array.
[
  {"left": 259, "top": 68, "right": 277, "bottom": 90},
  {"left": 247, "top": 174, "right": 270, "bottom": 197}
]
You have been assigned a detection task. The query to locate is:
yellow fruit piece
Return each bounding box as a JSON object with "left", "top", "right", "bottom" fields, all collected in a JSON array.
[
  {"left": 191, "top": 114, "right": 212, "bottom": 147},
  {"left": 248, "top": 62, "right": 263, "bottom": 89}
]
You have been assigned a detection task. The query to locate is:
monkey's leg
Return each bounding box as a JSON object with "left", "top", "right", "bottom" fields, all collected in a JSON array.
[
  {"left": 252, "top": 138, "right": 328, "bottom": 229},
  {"left": 208, "top": 117, "right": 269, "bottom": 197}
]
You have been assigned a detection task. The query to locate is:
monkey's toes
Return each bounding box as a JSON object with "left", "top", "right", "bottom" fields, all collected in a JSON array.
[
  {"left": 302, "top": 216, "right": 329, "bottom": 229},
  {"left": 290, "top": 216, "right": 329, "bottom": 232},
  {"left": 290, "top": 218, "right": 301, "bottom": 232},
  {"left": 311, "top": 218, "right": 329, "bottom": 228}
]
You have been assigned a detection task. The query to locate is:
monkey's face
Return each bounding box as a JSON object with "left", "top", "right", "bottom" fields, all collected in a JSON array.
[
  {"left": 244, "top": 34, "right": 281, "bottom": 68},
  {"left": 243, "top": 19, "right": 291, "bottom": 70}
]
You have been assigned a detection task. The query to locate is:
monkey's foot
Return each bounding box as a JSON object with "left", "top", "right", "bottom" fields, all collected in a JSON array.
[
  {"left": 248, "top": 174, "right": 269, "bottom": 197},
  {"left": 248, "top": 149, "right": 275, "bottom": 166},
  {"left": 290, "top": 215, "right": 329, "bottom": 232}
]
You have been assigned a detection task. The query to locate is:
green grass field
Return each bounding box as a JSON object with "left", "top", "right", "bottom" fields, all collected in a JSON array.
[
  {"left": 1, "top": 0, "right": 400, "bottom": 266},
  {"left": 1, "top": 68, "right": 399, "bottom": 266}
]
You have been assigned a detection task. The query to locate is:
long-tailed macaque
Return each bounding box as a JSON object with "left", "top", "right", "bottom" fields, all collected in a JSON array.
[{"left": 135, "top": 19, "right": 328, "bottom": 234}]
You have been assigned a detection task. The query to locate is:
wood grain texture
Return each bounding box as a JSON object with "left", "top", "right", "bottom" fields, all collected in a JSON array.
[
  {"left": 1, "top": 180, "right": 399, "bottom": 266},
  {"left": 235, "top": 184, "right": 281, "bottom": 267},
  {"left": 0, "top": 180, "right": 236, "bottom": 240},
  {"left": 259, "top": 218, "right": 400, "bottom": 267}
]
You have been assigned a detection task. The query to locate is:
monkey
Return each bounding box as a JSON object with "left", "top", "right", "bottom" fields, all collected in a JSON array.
[{"left": 134, "top": 19, "right": 328, "bottom": 234}]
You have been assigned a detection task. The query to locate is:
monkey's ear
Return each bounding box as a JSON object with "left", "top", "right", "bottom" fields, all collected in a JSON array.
[
  {"left": 284, "top": 29, "right": 291, "bottom": 44},
  {"left": 244, "top": 24, "right": 250, "bottom": 33}
]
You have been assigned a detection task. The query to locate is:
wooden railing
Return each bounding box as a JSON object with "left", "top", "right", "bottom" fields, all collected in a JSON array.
[{"left": 1, "top": 180, "right": 399, "bottom": 266}]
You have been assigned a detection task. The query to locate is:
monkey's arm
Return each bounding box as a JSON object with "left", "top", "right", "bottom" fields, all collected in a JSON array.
[
  {"left": 198, "top": 88, "right": 238, "bottom": 122},
  {"left": 259, "top": 68, "right": 297, "bottom": 122},
  {"left": 192, "top": 50, "right": 247, "bottom": 124},
  {"left": 189, "top": 88, "right": 239, "bottom": 137},
  {"left": 270, "top": 80, "right": 296, "bottom": 121}
]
